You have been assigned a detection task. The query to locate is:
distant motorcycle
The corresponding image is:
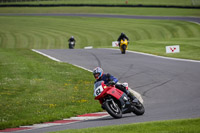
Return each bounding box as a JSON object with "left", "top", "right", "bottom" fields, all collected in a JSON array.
[
  {"left": 69, "top": 41, "right": 75, "bottom": 49},
  {"left": 119, "top": 39, "right": 128, "bottom": 54},
  {"left": 94, "top": 81, "right": 145, "bottom": 119}
]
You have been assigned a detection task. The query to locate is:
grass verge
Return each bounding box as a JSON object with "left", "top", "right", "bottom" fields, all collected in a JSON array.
[
  {"left": 51, "top": 118, "right": 200, "bottom": 133},
  {"left": 0, "top": 16, "right": 200, "bottom": 60},
  {"left": 0, "top": 48, "right": 101, "bottom": 130},
  {"left": 0, "top": 7, "right": 200, "bottom": 17}
]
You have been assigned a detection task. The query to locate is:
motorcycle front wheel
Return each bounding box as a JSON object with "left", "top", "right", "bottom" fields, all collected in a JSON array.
[
  {"left": 121, "top": 45, "right": 126, "bottom": 54},
  {"left": 69, "top": 43, "right": 74, "bottom": 49},
  {"left": 104, "top": 99, "right": 122, "bottom": 119}
]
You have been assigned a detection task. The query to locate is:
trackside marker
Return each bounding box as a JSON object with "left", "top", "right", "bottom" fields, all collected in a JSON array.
[
  {"left": 166, "top": 45, "right": 180, "bottom": 53},
  {"left": 112, "top": 41, "right": 119, "bottom": 47},
  {"left": 44, "top": 120, "right": 79, "bottom": 124},
  {"left": 0, "top": 127, "right": 31, "bottom": 132},
  {"left": 84, "top": 46, "right": 93, "bottom": 49},
  {"left": 0, "top": 112, "right": 109, "bottom": 132},
  {"left": 78, "top": 112, "right": 108, "bottom": 117},
  {"left": 70, "top": 112, "right": 109, "bottom": 120}
]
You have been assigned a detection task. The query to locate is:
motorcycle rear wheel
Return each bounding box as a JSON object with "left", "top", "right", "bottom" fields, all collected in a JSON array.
[{"left": 104, "top": 99, "right": 122, "bottom": 119}]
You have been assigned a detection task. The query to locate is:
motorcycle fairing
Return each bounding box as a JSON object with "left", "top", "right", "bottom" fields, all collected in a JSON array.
[
  {"left": 119, "top": 39, "right": 128, "bottom": 52},
  {"left": 106, "top": 88, "right": 130, "bottom": 108},
  {"left": 94, "top": 81, "right": 129, "bottom": 108},
  {"left": 120, "top": 39, "right": 128, "bottom": 45},
  {"left": 106, "top": 87, "right": 124, "bottom": 100}
]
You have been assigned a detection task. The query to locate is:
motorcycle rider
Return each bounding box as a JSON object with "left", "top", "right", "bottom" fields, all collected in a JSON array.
[
  {"left": 68, "top": 36, "right": 76, "bottom": 48},
  {"left": 117, "top": 32, "right": 129, "bottom": 45},
  {"left": 93, "top": 67, "right": 138, "bottom": 104},
  {"left": 68, "top": 36, "right": 76, "bottom": 43}
]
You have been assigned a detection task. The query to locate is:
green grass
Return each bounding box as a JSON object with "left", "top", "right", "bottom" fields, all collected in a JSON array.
[
  {"left": 0, "top": 7, "right": 200, "bottom": 17},
  {"left": 0, "top": 48, "right": 101, "bottom": 129},
  {"left": 0, "top": 0, "right": 198, "bottom": 6},
  {"left": 0, "top": 16, "right": 200, "bottom": 60},
  {"left": 51, "top": 118, "right": 200, "bottom": 133}
]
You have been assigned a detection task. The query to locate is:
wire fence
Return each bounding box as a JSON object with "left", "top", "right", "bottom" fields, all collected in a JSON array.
[{"left": 0, "top": 0, "right": 200, "bottom": 6}]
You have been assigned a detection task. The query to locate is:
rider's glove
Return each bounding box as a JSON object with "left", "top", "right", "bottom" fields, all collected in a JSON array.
[{"left": 108, "top": 81, "right": 115, "bottom": 86}]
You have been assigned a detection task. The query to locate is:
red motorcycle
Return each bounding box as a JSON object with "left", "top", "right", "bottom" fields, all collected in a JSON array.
[{"left": 94, "top": 81, "right": 145, "bottom": 119}]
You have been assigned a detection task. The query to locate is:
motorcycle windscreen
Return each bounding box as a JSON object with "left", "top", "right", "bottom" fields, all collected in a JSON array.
[{"left": 94, "top": 81, "right": 105, "bottom": 97}]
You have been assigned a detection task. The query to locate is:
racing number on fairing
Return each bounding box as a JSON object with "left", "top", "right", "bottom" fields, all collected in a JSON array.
[
  {"left": 94, "top": 85, "right": 103, "bottom": 97},
  {"left": 96, "top": 89, "right": 101, "bottom": 95}
]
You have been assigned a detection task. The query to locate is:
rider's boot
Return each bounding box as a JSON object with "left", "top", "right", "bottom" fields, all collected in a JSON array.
[
  {"left": 116, "top": 84, "right": 140, "bottom": 105},
  {"left": 127, "top": 92, "right": 139, "bottom": 105}
]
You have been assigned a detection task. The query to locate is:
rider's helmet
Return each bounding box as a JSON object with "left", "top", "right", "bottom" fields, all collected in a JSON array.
[
  {"left": 121, "top": 32, "right": 125, "bottom": 36},
  {"left": 93, "top": 67, "right": 103, "bottom": 80},
  {"left": 71, "top": 36, "right": 74, "bottom": 39}
]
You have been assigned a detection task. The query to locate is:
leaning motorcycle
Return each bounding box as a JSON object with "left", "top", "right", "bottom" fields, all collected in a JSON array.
[
  {"left": 94, "top": 81, "right": 145, "bottom": 119},
  {"left": 119, "top": 39, "right": 128, "bottom": 54},
  {"left": 69, "top": 41, "right": 75, "bottom": 49}
]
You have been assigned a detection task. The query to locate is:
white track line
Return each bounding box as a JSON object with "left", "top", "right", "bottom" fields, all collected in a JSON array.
[
  {"left": 32, "top": 49, "right": 92, "bottom": 72},
  {"left": 105, "top": 48, "right": 200, "bottom": 63},
  {"left": 32, "top": 48, "right": 200, "bottom": 74},
  {"left": 32, "top": 48, "right": 200, "bottom": 64},
  {"left": 72, "top": 64, "right": 92, "bottom": 72},
  {"left": 32, "top": 49, "right": 62, "bottom": 62}
]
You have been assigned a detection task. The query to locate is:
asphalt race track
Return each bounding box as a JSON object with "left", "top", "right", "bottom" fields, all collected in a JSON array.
[
  {"left": 1, "top": 13, "right": 200, "bottom": 23},
  {"left": 21, "top": 48, "right": 200, "bottom": 133},
  {"left": 1, "top": 14, "right": 199, "bottom": 132}
]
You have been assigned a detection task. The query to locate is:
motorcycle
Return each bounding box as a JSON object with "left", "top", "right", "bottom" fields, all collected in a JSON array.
[
  {"left": 69, "top": 41, "right": 75, "bottom": 49},
  {"left": 94, "top": 81, "right": 145, "bottom": 119},
  {"left": 119, "top": 39, "right": 128, "bottom": 54}
]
